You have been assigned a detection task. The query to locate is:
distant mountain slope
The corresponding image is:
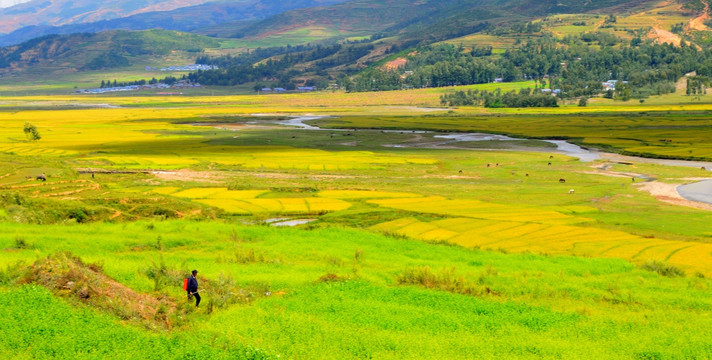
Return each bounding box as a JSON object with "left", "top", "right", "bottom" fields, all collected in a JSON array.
[
  {"left": 231, "top": 0, "right": 655, "bottom": 41},
  {"left": 0, "top": 30, "right": 220, "bottom": 74},
  {"left": 0, "top": 0, "right": 347, "bottom": 46},
  {"left": 0, "top": 0, "right": 230, "bottom": 34}
]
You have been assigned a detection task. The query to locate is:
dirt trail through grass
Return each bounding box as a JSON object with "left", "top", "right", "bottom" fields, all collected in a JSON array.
[{"left": 688, "top": 1, "right": 710, "bottom": 31}]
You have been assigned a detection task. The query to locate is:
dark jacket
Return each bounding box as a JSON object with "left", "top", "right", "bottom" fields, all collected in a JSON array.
[{"left": 187, "top": 275, "right": 198, "bottom": 293}]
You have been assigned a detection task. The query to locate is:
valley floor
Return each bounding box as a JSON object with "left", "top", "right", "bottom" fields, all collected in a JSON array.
[{"left": 1, "top": 92, "right": 712, "bottom": 359}]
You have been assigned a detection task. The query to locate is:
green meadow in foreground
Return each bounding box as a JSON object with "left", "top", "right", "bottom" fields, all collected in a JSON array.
[{"left": 1, "top": 221, "right": 712, "bottom": 360}]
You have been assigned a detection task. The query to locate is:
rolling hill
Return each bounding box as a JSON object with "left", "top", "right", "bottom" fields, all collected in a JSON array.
[
  {"left": 0, "top": 0, "right": 710, "bottom": 94},
  {"left": 0, "top": 0, "right": 349, "bottom": 47},
  {"left": 0, "top": 30, "right": 221, "bottom": 75},
  {"left": 0, "top": 0, "right": 218, "bottom": 34},
  {"left": 229, "top": 0, "right": 657, "bottom": 42}
]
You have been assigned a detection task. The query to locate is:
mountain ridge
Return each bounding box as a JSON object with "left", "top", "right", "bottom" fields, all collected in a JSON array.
[{"left": 0, "top": 0, "right": 347, "bottom": 46}]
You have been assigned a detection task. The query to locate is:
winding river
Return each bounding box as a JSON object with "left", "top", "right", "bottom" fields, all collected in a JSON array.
[{"left": 275, "top": 115, "right": 712, "bottom": 205}]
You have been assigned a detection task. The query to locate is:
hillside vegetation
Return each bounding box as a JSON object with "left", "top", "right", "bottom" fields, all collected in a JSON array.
[{"left": 0, "top": 30, "right": 220, "bottom": 74}]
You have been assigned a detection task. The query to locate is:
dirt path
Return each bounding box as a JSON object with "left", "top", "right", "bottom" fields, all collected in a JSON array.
[
  {"left": 592, "top": 18, "right": 607, "bottom": 31},
  {"left": 152, "top": 169, "right": 223, "bottom": 183},
  {"left": 688, "top": 1, "right": 710, "bottom": 31}
]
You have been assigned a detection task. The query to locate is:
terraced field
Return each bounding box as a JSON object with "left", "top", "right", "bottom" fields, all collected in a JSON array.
[{"left": 371, "top": 216, "right": 712, "bottom": 275}]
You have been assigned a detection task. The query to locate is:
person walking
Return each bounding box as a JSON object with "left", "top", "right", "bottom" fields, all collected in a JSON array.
[{"left": 187, "top": 269, "right": 200, "bottom": 307}]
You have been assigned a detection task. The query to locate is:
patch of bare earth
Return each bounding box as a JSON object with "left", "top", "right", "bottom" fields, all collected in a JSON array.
[
  {"left": 636, "top": 181, "right": 712, "bottom": 211},
  {"left": 152, "top": 169, "right": 223, "bottom": 183},
  {"left": 648, "top": 27, "right": 682, "bottom": 46},
  {"left": 688, "top": 2, "right": 710, "bottom": 31},
  {"left": 383, "top": 58, "right": 407, "bottom": 71}
]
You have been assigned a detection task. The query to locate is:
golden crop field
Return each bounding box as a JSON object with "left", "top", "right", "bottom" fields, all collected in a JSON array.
[
  {"left": 318, "top": 190, "right": 422, "bottom": 199},
  {"left": 368, "top": 196, "right": 586, "bottom": 225},
  {"left": 371, "top": 216, "right": 712, "bottom": 275}
]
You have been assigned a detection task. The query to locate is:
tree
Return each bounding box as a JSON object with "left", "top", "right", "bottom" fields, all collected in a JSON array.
[
  {"left": 23, "top": 122, "right": 41, "bottom": 141},
  {"left": 578, "top": 97, "right": 588, "bottom": 107}
]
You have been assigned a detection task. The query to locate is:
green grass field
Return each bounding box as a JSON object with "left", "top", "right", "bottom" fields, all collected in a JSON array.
[{"left": 1, "top": 92, "right": 712, "bottom": 359}]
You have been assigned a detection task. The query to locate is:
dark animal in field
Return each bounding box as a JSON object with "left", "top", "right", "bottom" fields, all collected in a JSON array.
[
  {"left": 702, "top": 167, "right": 707, "bottom": 171},
  {"left": 548, "top": 162, "right": 552, "bottom": 166},
  {"left": 632, "top": 177, "right": 635, "bottom": 182},
  {"left": 459, "top": 170, "right": 463, "bottom": 173},
  {"left": 550, "top": 155, "right": 554, "bottom": 159},
  {"left": 526, "top": 173, "right": 529, "bottom": 177},
  {"left": 487, "top": 163, "right": 491, "bottom": 168},
  {"left": 292, "top": 136, "right": 296, "bottom": 138},
  {"left": 559, "top": 178, "right": 566, "bottom": 183},
  {"left": 36, "top": 174, "right": 46, "bottom": 182}
]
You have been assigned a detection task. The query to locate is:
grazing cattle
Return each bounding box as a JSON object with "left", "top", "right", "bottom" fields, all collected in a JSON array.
[
  {"left": 511, "top": 171, "right": 515, "bottom": 175},
  {"left": 458, "top": 170, "right": 463, "bottom": 174},
  {"left": 550, "top": 155, "right": 554, "bottom": 159},
  {"left": 487, "top": 163, "right": 491, "bottom": 168},
  {"left": 525, "top": 173, "right": 529, "bottom": 177},
  {"left": 496, "top": 163, "right": 499, "bottom": 167},
  {"left": 292, "top": 136, "right": 296, "bottom": 138},
  {"left": 632, "top": 177, "right": 635, "bottom": 182},
  {"left": 548, "top": 162, "right": 552, "bottom": 166},
  {"left": 36, "top": 174, "right": 46, "bottom": 182},
  {"left": 569, "top": 189, "right": 575, "bottom": 194},
  {"left": 559, "top": 178, "right": 566, "bottom": 183},
  {"left": 702, "top": 166, "right": 707, "bottom": 171}
]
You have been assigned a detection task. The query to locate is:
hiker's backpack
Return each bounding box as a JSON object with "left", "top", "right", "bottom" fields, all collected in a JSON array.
[{"left": 183, "top": 278, "right": 188, "bottom": 291}]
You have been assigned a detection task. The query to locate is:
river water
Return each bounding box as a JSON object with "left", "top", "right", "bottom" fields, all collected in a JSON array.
[
  {"left": 678, "top": 180, "right": 712, "bottom": 205},
  {"left": 277, "top": 115, "right": 712, "bottom": 204}
]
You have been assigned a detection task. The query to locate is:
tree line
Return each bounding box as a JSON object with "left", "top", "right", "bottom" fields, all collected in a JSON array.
[
  {"left": 346, "top": 34, "right": 712, "bottom": 99},
  {"left": 440, "top": 88, "right": 558, "bottom": 108}
]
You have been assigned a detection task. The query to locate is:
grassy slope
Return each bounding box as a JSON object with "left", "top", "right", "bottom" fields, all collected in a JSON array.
[
  {"left": 0, "top": 29, "right": 221, "bottom": 80},
  {"left": 1, "top": 221, "right": 712, "bottom": 359}
]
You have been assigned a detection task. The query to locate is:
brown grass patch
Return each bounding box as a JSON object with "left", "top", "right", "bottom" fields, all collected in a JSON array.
[{"left": 18, "top": 253, "right": 184, "bottom": 330}]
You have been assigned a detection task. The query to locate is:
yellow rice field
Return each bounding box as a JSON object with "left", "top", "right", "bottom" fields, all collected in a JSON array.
[
  {"left": 318, "top": 190, "right": 422, "bottom": 199},
  {"left": 161, "top": 187, "right": 351, "bottom": 214},
  {"left": 368, "top": 196, "right": 586, "bottom": 225},
  {"left": 371, "top": 217, "right": 712, "bottom": 275}
]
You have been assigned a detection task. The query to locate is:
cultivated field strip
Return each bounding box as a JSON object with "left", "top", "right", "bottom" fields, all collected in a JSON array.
[
  {"left": 161, "top": 187, "right": 351, "bottom": 214},
  {"left": 368, "top": 197, "right": 582, "bottom": 225},
  {"left": 372, "top": 217, "right": 712, "bottom": 274}
]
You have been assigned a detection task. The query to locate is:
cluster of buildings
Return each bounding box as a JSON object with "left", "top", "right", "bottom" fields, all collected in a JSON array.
[
  {"left": 260, "top": 86, "right": 317, "bottom": 93},
  {"left": 75, "top": 81, "right": 202, "bottom": 94},
  {"left": 602, "top": 80, "right": 628, "bottom": 91},
  {"left": 541, "top": 88, "right": 562, "bottom": 95},
  {"left": 144, "top": 64, "right": 218, "bottom": 72}
]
